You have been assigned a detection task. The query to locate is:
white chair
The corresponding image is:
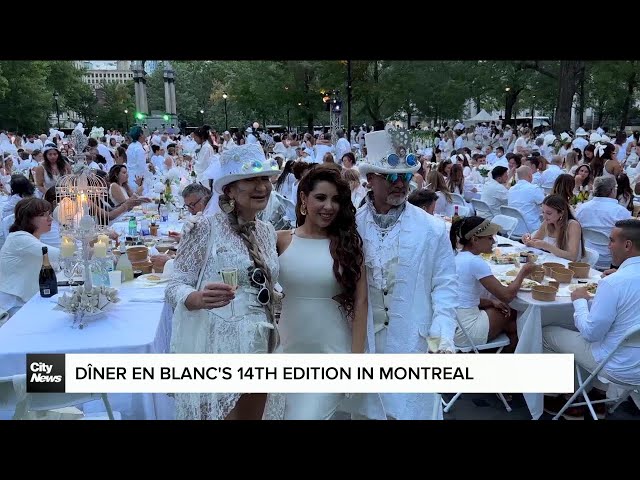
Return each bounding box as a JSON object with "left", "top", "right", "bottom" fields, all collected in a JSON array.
[
  {"left": 450, "top": 192, "right": 466, "bottom": 207},
  {"left": 582, "top": 228, "right": 611, "bottom": 270},
  {"left": 582, "top": 247, "right": 599, "bottom": 267},
  {"left": 455, "top": 205, "right": 470, "bottom": 217},
  {"left": 500, "top": 205, "right": 531, "bottom": 238},
  {"left": 442, "top": 316, "right": 512, "bottom": 414},
  {"left": 0, "top": 374, "right": 118, "bottom": 420},
  {"left": 470, "top": 199, "right": 494, "bottom": 220},
  {"left": 553, "top": 324, "right": 640, "bottom": 420},
  {"left": 491, "top": 214, "right": 519, "bottom": 240}
]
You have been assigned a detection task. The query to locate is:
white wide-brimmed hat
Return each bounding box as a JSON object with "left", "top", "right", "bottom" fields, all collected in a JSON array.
[
  {"left": 358, "top": 129, "right": 420, "bottom": 176},
  {"left": 575, "top": 127, "right": 588, "bottom": 136},
  {"left": 213, "top": 143, "right": 280, "bottom": 194}
]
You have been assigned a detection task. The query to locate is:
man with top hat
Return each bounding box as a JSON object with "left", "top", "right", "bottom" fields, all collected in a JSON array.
[{"left": 347, "top": 128, "right": 458, "bottom": 420}]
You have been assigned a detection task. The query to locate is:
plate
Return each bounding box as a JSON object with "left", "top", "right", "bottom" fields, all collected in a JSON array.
[
  {"left": 499, "top": 277, "right": 540, "bottom": 291},
  {"left": 568, "top": 283, "right": 598, "bottom": 296},
  {"left": 138, "top": 274, "right": 168, "bottom": 283}
]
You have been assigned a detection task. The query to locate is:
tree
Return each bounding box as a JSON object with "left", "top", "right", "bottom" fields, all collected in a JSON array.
[
  {"left": 0, "top": 61, "right": 52, "bottom": 133},
  {"left": 95, "top": 82, "right": 135, "bottom": 130}
]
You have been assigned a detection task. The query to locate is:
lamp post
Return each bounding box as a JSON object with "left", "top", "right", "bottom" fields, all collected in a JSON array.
[
  {"left": 505, "top": 87, "right": 511, "bottom": 123},
  {"left": 200, "top": 109, "right": 204, "bottom": 125},
  {"left": 222, "top": 93, "right": 228, "bottom": 130},
  {"left": 124, "top": 109, "right": 129, "bottom": 131},
  {"left": 53, "top": 92, "right": 61, "bottom": 129},
  {"left": 531, "top": 95, "right": 535, "bottom": 127}
]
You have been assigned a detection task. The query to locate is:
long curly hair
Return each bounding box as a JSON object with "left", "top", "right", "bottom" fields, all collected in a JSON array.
[{"left": 295, "top": 163, "right": 363, "bottom": 320}]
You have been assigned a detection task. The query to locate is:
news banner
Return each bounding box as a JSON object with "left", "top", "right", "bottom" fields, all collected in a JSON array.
[{"left": 26, "top": 353, "right": 574, "bottom": 394}]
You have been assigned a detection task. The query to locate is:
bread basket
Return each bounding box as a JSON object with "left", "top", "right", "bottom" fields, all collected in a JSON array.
[
  {"left": 567, "top": 262, "right": 590, "bottom": 279},
  {"left": 551, "top": 267, "right": 575, "bottom": 284},
  {"left": 532, "top": 285, "right": 557, "bottom": 301}
]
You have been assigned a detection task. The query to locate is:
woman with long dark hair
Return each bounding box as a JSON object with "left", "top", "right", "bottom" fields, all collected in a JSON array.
[
  {"left": 523, "top": 194, "right": 586, "bottom": 262},
  {"left": 276, "top": 163, "right": 368, "bottom": 419},
  {"left": 33, "top": 143, "right": 71, "bottom": 195}
]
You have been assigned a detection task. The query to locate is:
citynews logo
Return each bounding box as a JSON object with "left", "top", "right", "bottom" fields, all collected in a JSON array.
[{"left": 26, "top": 354, "right": 66, "bottom": 393}]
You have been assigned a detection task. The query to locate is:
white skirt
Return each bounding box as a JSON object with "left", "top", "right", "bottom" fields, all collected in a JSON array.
[{"left": 454, "top": 307, "right": 489, "bottom": 348}]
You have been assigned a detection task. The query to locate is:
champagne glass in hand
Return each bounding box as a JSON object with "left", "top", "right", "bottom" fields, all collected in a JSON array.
[{"left": 220, "top": 267, "right": 238, "bottom": 318}]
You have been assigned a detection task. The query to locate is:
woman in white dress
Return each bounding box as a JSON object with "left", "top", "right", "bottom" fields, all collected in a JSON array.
[
  {"left": 276, "top": 164, "right": 368, "bottom": 420},
  {"left": 33, "top": 143, "right": 71, "bottom": 196},
  {"left": 107, "top": 165, "right": 143, "bottom": 206},
  {"left": 192, "top": 125, "right": 216, "bottom": 185},
  {"left": 0, "top": 198, "right": 59, "bottom": 317},
  {"left": 522, "top": 194, "right": 586, "bottom": 262},
  {"left": 166, "top": 144, "right": 283, "bottom": 420}
]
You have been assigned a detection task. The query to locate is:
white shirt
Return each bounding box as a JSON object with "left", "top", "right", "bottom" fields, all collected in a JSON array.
[
  {"left": 575, "top": 197, "right": 631, "bottom": 266},
  {"left": 454, "top": 251, "right": 492, "bottom": 308},
  {"left": 335, "top": 137, "right": 351, "bottom": 160},
  {"left": 480, "top": 179, "right": 508, "bottom": 217},
  {"left": 126, "top": 141, "right": 148, "bottom": 189},
  {"left": 539, "top": 164, "right": 563, "bottom": 189},
  {"left": 572, "top": 256, "right": 640, "bottom": 384},
  {"left": 507, "top": 180, "right": 545, "bottom": 234}
]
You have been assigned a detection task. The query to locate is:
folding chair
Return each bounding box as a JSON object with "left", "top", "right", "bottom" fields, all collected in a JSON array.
[
  {"left": 581, "top": 247, "right": 599, "bottom": 268},
  {"left": 491, "top": 214, "right": 519, "bottom": 240},
  {"left": 553, "top": 324, "right": 640, "bottom": 420},
  {"left": 500, "top": 205, "right": 531, "bottom": 239},
  {"left": 450, "top": 192, "right": 466, "bottom": 207},
  {"left": 442, "top": 316, "right": 512, "bottom": 414},
  {"left": 470, "top": 199, "right": 494, "bottom": 220},
  {"left": 582, "top": 228, "right": 611, "bottom": 271},
  {"left": 0, "top": 374, "right": 118, "bottom": 420}
]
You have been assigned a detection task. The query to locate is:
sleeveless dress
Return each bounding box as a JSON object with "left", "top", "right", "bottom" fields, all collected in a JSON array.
[{"left": 278, "top": 231, "right": 351, "bottom": 420}]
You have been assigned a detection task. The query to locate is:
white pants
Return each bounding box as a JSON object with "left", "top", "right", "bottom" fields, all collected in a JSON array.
[{"left": 542, "top": 326, "right": 612, "bottom": 391}]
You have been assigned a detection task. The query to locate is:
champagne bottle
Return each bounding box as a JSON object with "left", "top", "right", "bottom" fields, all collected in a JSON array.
[{"left": 39, "top": 246, "right": 58, "bottom": 297}]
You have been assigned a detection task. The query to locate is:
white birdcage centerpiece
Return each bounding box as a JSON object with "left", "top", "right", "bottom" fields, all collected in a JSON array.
[{"left": 55, "top": 167, "right": 110, "bottom": 292}]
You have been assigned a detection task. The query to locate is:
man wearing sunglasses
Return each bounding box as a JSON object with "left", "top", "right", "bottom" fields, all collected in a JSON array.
[{"left": 350, "top": 129, "right": 458, "bottom": 421}]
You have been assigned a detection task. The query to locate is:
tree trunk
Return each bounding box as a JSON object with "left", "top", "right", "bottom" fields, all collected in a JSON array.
[
  {"left": 504, "top": 91, "right": 518, "bottom": 126},
  {"left": 475, "top": 97, "right": 481, "bottom": 115},
  {"left": 554, "top": 60, "right": 583, "bottom": 133},
  {"left": 620, "top": 64, "right": 637, "bottom": 130}
]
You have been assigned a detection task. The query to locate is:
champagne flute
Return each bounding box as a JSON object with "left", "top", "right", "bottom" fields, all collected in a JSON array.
[{"left": 220, "top": 267, "right": 238, "bottom": 318}]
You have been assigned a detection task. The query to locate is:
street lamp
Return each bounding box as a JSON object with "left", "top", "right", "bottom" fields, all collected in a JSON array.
[
  {"left": 505, "top": 87, "right": 511, "bottom": 121},
  {"left": 200, "top": 109, "right": 204, "bottom": 125},
  {"left": 222, "top": 93, "right": 228, "bottom": 130},
  {"left": 124, "top": 109, "right": 129, "bottom": 131},
  {"left": 53, "top": 92, "right": 60, "bottom": 129}
]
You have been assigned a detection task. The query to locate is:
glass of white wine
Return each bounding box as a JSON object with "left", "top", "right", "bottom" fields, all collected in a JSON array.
[{"left": 220, "top": 267, "right": 238, "bottom": 319}]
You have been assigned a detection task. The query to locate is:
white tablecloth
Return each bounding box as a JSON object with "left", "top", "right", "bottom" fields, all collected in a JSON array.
[
  {"left": 0, "top": 279, "right": 175, "bottom": 420},
  {"left": 485, "top": 236, "right": 601, "bottom": 419}
]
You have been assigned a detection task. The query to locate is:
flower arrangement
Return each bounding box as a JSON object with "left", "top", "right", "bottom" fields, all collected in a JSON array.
[
  {"left": 478, "top": 165, "right": 491, "bottom": 177},
  {"left": 55, "top": 285, "right": 121, "bottom": 329}
]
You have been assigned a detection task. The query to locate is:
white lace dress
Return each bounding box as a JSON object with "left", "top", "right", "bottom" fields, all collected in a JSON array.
[{"left": 165, "top": 212, "right": 284, "bottom": 420}]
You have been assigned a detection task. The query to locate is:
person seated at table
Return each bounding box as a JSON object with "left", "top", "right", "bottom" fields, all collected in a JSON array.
[
  {"left": 573, "top": 164, "right": 593, "bottom": 193},
  {"left": 408, "top": 189, "right": 439, "bottom": 216},
  {"left": 522, "top": 194, "right": 586, "bottom": 262},
  {"left": 1, "top": 174, "right": 35, "bottom": 220},
  {"left": 450, "top": 216, "right": 537, "bottom": 352},
  {"left": 426, "top": 171, "right": 455, "bottom": 217},
  {"left": 552, "top": 173, "right": 577, "bottom": 205},
  {"left": 108, "top": 165, "right": 144, "bottom": 207},
  {"left": 507, "top": 165, "right": 544, "bottom": 235},
  {"left": 0, "top": 198, "right": 59, "bottom": 318},
  {"left": 480, "top": 166, "right": 509, "bottom": 218},
  {"left": 616, "top": 173, "right": 634, "bottom": 213},
  {"left": 542, "top": 219, "right": 640, "bottom": 419},
  {"left": 575, "top": 176, "right": 631, "bottom": 268}
]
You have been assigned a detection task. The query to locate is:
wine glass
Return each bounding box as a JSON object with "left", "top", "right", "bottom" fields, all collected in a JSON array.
[{"left": 220, "top": 267, "right": 238, "bottom": 319}]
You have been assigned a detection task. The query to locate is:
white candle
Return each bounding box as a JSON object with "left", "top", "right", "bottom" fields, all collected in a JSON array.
[
  {"left": 61, "top": 237, "right": 76, "bottom": 258},
  {"left": 93, "top": 241, "right": 107, "bottom": 258}
]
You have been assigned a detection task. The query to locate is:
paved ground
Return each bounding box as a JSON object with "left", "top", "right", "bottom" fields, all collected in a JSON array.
[
  {"left": 443, "top": 393, "right": 640, "bottom": 420},
  {"left": 333, "top": 393, "right": 640, "bottom": 420}
]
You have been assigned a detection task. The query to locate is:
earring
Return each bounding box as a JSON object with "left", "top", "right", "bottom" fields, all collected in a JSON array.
[
  {"left": 300, "top": 203, "right": 307, "bottom": 216},
  {"left": 229, "top": 198, "right": 235, "bottom": 210}
]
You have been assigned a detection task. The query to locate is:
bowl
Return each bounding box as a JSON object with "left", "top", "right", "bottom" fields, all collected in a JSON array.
[
  {"left": 547, "top": 280, "right": 560, "bottom": 290},
  {"left": 127, "top": 246, "right": 149, "bottom": 263},
  {"left": 551, "top": 267, "right": 575, "bottom": 284},
  {"left": 527, "top": 266, "right": 545, "bottom": 283},
  {"left": 543, "top": 262, "right": 564, "bottom": 276},
  {"left": 532, "top": 285, "right": 558, "bottom": 302},
  {"left": 568, "top": 262, "right": 590, "bottom": 279}
]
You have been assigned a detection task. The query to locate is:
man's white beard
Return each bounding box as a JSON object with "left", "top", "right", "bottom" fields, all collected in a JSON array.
[{"left": 386, "top": 194, "right": 407, "bottom": 207}]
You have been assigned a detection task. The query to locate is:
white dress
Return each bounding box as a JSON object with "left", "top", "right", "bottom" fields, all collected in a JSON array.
[
  {"left": 277, "top": 231, "right": 351, "bottom": 420},
  {"left": 165, "top": 212, "right": 284, "bottom": 420}
]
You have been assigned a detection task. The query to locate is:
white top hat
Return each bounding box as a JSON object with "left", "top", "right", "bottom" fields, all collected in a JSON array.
[
  {"left": 575, "top": 127, "right": 588, "bottom": 136},
  {"left": 213, "top": 144, "right": 280, "bottom": 194},
  {"left": 358, "top": 130, "right": 420, "bottom": 176}
]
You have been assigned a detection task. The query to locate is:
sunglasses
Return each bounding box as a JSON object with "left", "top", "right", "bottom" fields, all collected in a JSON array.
[
  {"left": 248, "top": 267, "right": 270, "bottom": 305},
  {"left": 375, "top": 172, "right": 414, "bottom": 183}
]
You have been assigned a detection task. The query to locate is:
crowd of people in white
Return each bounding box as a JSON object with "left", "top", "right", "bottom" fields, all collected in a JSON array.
[{"left": 0, "top": 116, "right": 639, "bottom": 421}]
